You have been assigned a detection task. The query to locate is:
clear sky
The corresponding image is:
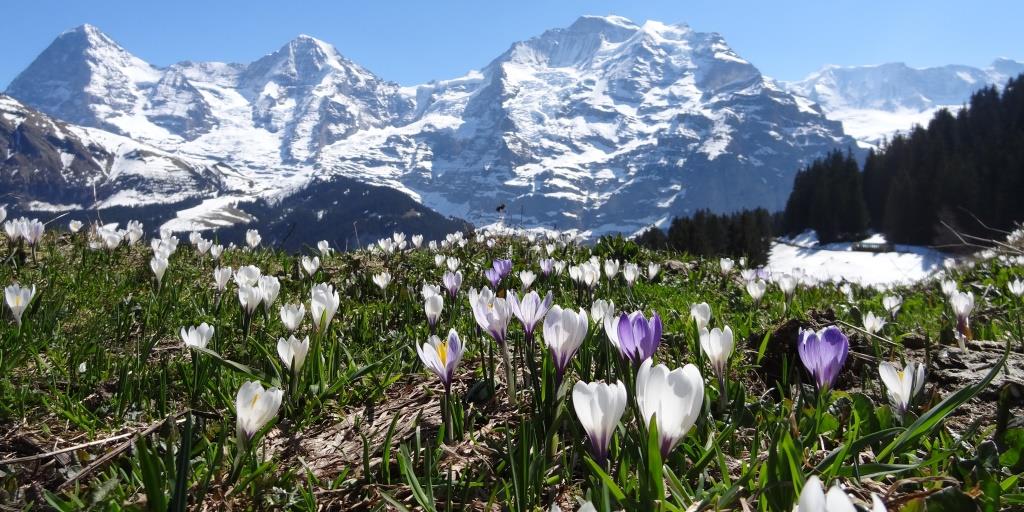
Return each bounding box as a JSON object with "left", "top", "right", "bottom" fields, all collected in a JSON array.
[{"left": 1, "top": 0, "right": 1021, "bottom": 88}]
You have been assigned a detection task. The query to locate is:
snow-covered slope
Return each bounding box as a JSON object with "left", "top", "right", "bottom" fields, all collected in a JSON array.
[
  {"left": 768, "top": 231, "right": 950, "bottom": 288},
  {"left": 0, "top": 94, "right": 226, "bottom": 209},
  {"left": 785, "top": 59, "right": 1024, "bottom": 146},
  {"left": 321, "top": 16, "right": 855, "bottom": 235},
  {"left": 6, "top": 17, "right": 858, "bottom": 236}
]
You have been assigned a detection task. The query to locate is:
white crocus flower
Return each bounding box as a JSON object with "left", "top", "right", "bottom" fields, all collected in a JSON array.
[
  {"left": 196, "top": 238, "right": 213, "bottom": 255},
  {"left": 421, "top": 283, "right": 441, "bottom": 300},
  {"left": 234, "top": 265, "right": 262, "bottom": 288},
  {"left": 68, "top": 220, "right": 83, "bottom": 233},
  {"left": 181, "top": 323, "right": 214, "bottom": 350},
  {"left": 862, "top": 311, "right": 886, "bottom": 335},
  {"left": 235, "top": 381, "right": 283, "bottom": 438},
  {"left": 310, "top": 283, "right": 340, "bottom": 331},
  {"left": 878, "top": 361, "right": 925, "bottom": 415},
  {"left": 590, "top": 299, "right": 614, "bottom": 327},
  {"left": 301, "top": 256, "right": 320, "bottom": 277},
  {"left": 5, "top": 283, "right": 36, "bottom": 327},
  {"left": 940, "top": 279, "right": 958, "bottom": 297},
  {"left": 543, "top": 305, "right": 588, "bottom": 380},
  {"left": 699, "top": 326, "right": 734, "bottom": 382},
  {"left": 582, "top": 264, "right": 600, "bottom": 290},
  {"left": 553, "top": 260, "right": 567, "bottom": 275},
  {"left": 519, "top": 270, "right": 537, "bottom": 290},
  {"left": 622, "top": 263, "right": 640, "bottom": 287},
  {"left": 778, "top": 274, "right": 797, "bottom": 303},
  {"left": 210, "top": 244, "right": 224, "bottom": 260},
  {"left": 213, "top": 267, "right": 233, "bottom": 292},
  {"left": 258, "top": 275, "right": 281, "bottom": 309},
  {"left": 237, "top": 285, "right": 262, "bottom": 315},
  {"left": 245, "top": 229, "right": 261, "bottom": 249},
  {"left": 472, "top": 290, "right": 513, "bottom": 344},
  {"left": 572, "top": 380, "right": 627, "bottom": 464},
  {"left": 690, "top": 302, "right": 711, "bottom": 331},
  {"left": 317, "top": 240, "right": 331, "bottom": 255},
  {"left": 647, "top": 262, "right": 661, "bottom": 281},
  {"left": 604, "top": 313, "right": 622, "bottom": 352},
  {"left": 279, "top": 303, "right": 306, "bottom": 332},
  {"left": 150, "top": 256, "right": 169, "bottom": 286},
  {"left": 746, "top": 279, "right": 767, "bottom": 304},
  {"left": 1009, "top": 278, "right": 1024, "bottom": 297},
  {"left": 277, "top": 335, "right": 310, "bottom": 371},
  {"left": 950, "top": 290, "right": 974, "bottom": 349},
  {"left": 372, "top": 272, "right": 392, "bottom": 291},
  {"left": 603, "top": 259, "right": 620, "bottom": 280},
  {"left": 882, "top": 295, "right": 902, "bottom": 319},
  {"left": 719, "top": 257, "right": 735, "bottom": 274},
  {"left": 411, "top": 234, "right": 423, "bottom": 248},
  {"left": 796, "top": 475, "right": 881, "bottom": 511},
  {"left": 636, "top": 359, "right": 704, "bottom": 457},
  {"left": 425, "top": 294, "right": 443, "bottom": 328},
  {"left": 446, "top": 257, "right": 460, "bottom": 272}
]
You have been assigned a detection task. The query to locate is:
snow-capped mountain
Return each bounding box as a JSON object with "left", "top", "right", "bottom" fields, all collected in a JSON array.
[
  {"left": 0, "top": 94, "right": 226, "bottom": 210},
  {"left": 785, "top": 59, "right": 1024, "bottom": 146},
  {"left": 321, "top": 16, "right": 855, "bottom": 234},
  {"left": 6, "top": 17, "right": 858, "bottom": 237}
]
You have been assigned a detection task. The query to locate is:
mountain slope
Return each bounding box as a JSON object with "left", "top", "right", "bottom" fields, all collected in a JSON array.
[
  {"left": 785, "top": 59, "right": 1024, "bottom": 145},
  {"left": 0, "top": 94, "right": 226, "bottom": 209},
  {"left": 319, "top": 16, "right": 855, "bottom": 235}
]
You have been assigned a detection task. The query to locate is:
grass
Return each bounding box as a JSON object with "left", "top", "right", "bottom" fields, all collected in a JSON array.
[{"left": 1, "top": 228, "right": 1022, "bottom": 511}]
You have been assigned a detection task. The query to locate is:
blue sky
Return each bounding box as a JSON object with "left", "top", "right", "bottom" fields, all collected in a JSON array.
[{"left": 2, "top": 0, "right": 1021, "bottom": 88}]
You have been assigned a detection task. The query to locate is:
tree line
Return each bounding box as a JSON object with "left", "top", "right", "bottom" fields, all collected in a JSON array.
[
  {"left": 636, "top": 209, "right": 777, "bottom": 265},
  {"left": 783, "top": 72, "right": 1024, "bottom": 246}
]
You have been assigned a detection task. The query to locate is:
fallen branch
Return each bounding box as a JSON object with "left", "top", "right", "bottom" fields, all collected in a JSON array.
[
  {"left": 57, "top": 411, "right": 188, "bottom": 490},
  {"left": 1, "top": 431, "right": 138, "bottom": 465}
]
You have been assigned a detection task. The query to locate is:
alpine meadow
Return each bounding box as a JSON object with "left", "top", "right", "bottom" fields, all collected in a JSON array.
[{"left": 1, "top": 4, "right": 1024, "bottom": 512}]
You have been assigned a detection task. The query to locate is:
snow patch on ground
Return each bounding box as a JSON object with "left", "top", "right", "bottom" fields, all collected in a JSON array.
[
  {"left": 160, "top": 196, "right": 255, "bottom": 233},
  {"left": 768, "top": 231, "right": 952, "bottom": 287}
]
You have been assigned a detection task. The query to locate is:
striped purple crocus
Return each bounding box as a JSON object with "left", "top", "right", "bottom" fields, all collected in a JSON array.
[
  {"left": 539, "top": 258, "right": 555, "bottom": 277},
  {"left": 484, "top": 268, "right": 502, "bottom": 289},
  {"left": 616, "top": 311, "right": 663, "bottom": 363},
  {"left": 797, "top": 326, "right": 849, "bottom": 391},
  {"left": 493, "top": 259, "right": 513, "bottom": 279}
]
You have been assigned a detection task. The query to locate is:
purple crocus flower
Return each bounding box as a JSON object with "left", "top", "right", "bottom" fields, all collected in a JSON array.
[
  {"left": 539, "top": 258, "right": 555, "bottom": 277},
  {"left": 797, "top": 326, "right": 849, "bottom": 391},
  {"left": 615, "top": 311, "right": 662, "bottom": 363},
  {"left": 484, "top": 268, "right": 502, "bottom": 289},
  {"left": 493, "top": 259, "right": 513, "bottom": 279},
  {"left": 443, "top": 270, "right": 462, "bottom": 298},
  {"left": 508, "top": 290, "right": 554, "bottom": 340}
]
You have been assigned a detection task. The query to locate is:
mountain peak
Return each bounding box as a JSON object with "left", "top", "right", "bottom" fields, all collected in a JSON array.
[
  {"left": 55, "top": 23, "right": 124, "bottom": 52},
  {"left": 569, "top": 14, "right": 638, "bottom": 31}
]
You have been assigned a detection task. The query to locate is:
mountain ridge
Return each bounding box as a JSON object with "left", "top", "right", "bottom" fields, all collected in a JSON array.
[
  {"left": 784, "top": 58, "right": 1024, "bottom": 145},
  {"left": 6, "top": 16, "right": 862, "bottom": 237}
]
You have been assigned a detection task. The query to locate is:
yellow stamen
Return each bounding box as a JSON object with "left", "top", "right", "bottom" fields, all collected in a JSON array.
[
  {"left": 438, "top": 342, "right": 448, "bottom": 366},
  {"left": 250, "top": 392, "right": 261, "bottom": 407}
]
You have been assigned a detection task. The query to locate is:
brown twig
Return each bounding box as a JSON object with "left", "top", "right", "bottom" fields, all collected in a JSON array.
[
  {"left": 57, "top": 411, "right": 188, "bottom": 490},
  {"left": 1, "top": 431, "right": 137, "bottom": 465}
]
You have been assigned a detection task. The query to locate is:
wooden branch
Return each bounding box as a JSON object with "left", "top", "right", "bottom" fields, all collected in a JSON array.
[{"left": 56, "top": 411, "right": 188, "bottom": 490}]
